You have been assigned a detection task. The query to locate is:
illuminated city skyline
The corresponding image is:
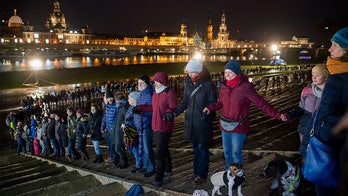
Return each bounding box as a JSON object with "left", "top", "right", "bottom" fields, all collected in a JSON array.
[{"left": 1, "top": 0, "right": 347, "bottom": 45}]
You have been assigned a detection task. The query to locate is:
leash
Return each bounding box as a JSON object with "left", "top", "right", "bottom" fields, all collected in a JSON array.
[{"left": 288, "top": 166, "right": 300, "bottom": 192}]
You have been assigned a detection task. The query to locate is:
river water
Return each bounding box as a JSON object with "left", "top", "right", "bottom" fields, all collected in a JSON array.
[{"left": 0, "top": 54, "right": 236, "bottom": 73}]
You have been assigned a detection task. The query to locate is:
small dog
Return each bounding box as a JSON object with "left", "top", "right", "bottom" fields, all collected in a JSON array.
[
  {"left": 210, "top": 163, "right": 245, "bottom": 196},
  {"left": 263, "top": 159, "right": 301, "bottom": 196}
]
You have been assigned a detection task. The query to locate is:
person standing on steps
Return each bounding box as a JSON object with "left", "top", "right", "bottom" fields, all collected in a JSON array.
[
  {"left": 113, "top": 92, "right": 129, "bottom": 169},
  {"left": 75, "top": 109, "right": 89, "bottom": 161},
  {"left": 101, "top": 90, "right": 118, "bottom": 164},
  {"left": 167, "top": 58, "right": 217, "bottom": 185},
  {"left": 88, "top": 103, "right": 104, "bottom": 163},
  {"left": 203, "top": 60, "right": 286, "bottom": 170}
]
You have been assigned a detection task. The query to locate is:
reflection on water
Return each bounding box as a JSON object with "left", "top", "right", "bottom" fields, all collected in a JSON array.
[{"left": 0, "top": 54, "right": 237, "bottom": 73}]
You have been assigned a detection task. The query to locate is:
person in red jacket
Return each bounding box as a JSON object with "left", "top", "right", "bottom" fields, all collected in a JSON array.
[
  {"left": 203, "top": 60, "right": 287, "bottom": 169},
  {"left": 136, "top": 72, "right": 178, "bottom": 187}
]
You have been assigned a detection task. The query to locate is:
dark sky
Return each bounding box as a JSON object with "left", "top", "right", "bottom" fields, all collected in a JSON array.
[{"left": 1, "top": 0, "right": 347, "bottom": 44}]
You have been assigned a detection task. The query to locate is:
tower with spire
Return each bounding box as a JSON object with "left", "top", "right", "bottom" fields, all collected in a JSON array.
[
  {"left": 216, "top": 10, "right": 229, "bottom": 42},
  {"left": 45, "top": 1, "right": 68, "bottom": 32}
]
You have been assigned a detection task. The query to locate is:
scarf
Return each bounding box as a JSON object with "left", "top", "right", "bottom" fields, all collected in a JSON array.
[
  {"left": 226, "top": 74, "right": 241, "bottom": 88},
  {"left": 190, "top": 69, "right": 206, "bottom": 82},
  {"left": 155, "top": 86, "right": 167, "bottom": 93},
  {"left": 311, "top": 83, "right": 323, "bottom": 98},
  {"left": 326, "top": 57, "right": 348, "bottom": 75}
]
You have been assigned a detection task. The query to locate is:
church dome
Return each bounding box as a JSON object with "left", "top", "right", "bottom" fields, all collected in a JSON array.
[{"left": 8, "top": 9, "right": 23, "bottom": 28}]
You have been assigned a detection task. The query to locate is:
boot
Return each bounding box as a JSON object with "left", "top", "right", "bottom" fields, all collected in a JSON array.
[
  {"left": 118, "top": 156, "right": 129, "bottom": 169},
  {"left": 96, "top": 154, "right": 103, "bottom": 163},
  {"left": 93, "top": 155, "right": 100, "bottom": 163}
]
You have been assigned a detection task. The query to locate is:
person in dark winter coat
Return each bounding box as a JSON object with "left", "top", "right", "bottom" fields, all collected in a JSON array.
[
  {"left": 55, "top": 113, "right": 68, "bottom": 158},
  {"left": 75, "top": 109, "right": 89, "bottom": 161},
  {"left": 113, "top": 92, "right": 129, "bottom": 169},
  {"left": 88, "top": 103, "right": 103, "bottom": 163},
  {"left": 47, "top": 112, "right": 59, "bottom": 157},
  {"left": 66, "top": 106, "right": 80, "bottom": 160},
  {"left": 308, "top": 26, "right": 348, "bottom": 196},
  {"left": 134, "top": 74, "right": 155, "bottom": 178},
  {"left": 170, "top": 58, "right": 217, "bottom": 185},
  {"left": 101, "top": 90, "right": 118, "bottom": 164},
  {"left": 204, "top": 60, "right": 285, "bottom": 169}
]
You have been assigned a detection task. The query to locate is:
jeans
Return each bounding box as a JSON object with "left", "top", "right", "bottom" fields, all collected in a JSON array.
[
  {"left": 68, "top": 138, "right": 80, "bottom": 158},
  {"left": 141, "top": 127, "right": 155, "bottom": 172},
  {"left": 193, "top": 143, "right": 209, "bottom": 179},
  {"left": 222, "top": 131, "right": 246, "bottom": 169},
  {"left": 132, "top": 145, "right": 142, "bottom": 168},
  {"left": 50, "top": 138, "right": 60, "bottom": 156},
  {"left": 17, "top": 139, "right": 27, "bottom": 155},
  {"left": 92, "top": 140, "right": 102, "bottom": 155},
  {"left": 105, "top": 133, "right": 115, "bottom": 160}
]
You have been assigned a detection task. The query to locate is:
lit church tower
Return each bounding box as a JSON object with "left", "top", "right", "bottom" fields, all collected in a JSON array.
[
  {"left": 180, "top": 19, "right": 187, "bottom": 37},
  {"left": 45, "top": 1, "right": 68, "bottom": 33},
  {"left": 216, "top": 10, "right": 229, "bottom": 42},
  {"left": 207, "top": 18, "right": 213, "bottom": 41}
]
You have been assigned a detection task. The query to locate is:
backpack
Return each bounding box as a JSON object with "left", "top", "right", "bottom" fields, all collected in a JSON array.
[{"left": 125, "top": 184, "right": 144, "bottom": 196}]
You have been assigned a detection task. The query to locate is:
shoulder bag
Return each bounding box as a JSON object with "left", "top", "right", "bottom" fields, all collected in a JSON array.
[{"left": 301, "top": 112, "right": 340, "bottom": 188}]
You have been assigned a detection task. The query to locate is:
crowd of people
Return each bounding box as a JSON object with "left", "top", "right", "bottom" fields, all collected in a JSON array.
[{"left": 5, "top": 27, "right": 348, "bottom": 194}]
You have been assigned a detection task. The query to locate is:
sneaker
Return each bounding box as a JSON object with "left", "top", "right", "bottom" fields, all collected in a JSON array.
[
  {"left": 144, "top": 171, "right": 154, "bottom": 177},
  {"left": 152, "top": 181, "right": 162, "bottom": 187}
]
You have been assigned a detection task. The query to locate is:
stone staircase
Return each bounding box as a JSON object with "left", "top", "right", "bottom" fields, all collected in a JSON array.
[{"left": 0, "top": 152, "right": 128, "bottom": 196}]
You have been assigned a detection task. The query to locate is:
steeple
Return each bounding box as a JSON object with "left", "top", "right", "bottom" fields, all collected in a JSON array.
[{"left": 180, "top": 19, "right": 187, "bottom": 37}]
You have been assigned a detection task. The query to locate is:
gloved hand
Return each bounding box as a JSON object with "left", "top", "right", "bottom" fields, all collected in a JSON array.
[
  {"left": 164, "top": 112, "right": 175, "bottom": 121},
  {"left": 132, "top": 107, "right": 141, "bottom": 115}
]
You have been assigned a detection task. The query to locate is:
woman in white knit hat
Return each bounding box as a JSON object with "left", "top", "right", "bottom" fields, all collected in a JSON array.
[{"left": 168, "top": 58, "right": 217, "bottom": 185}]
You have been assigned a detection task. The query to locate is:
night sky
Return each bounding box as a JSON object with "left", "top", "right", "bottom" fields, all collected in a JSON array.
[{"left": 1, "top": 0, "right": 347, "bottom": 44}]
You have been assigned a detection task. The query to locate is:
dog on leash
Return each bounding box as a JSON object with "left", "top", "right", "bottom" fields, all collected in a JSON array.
[
  {"left": 210, "top": 163, "right": 245, "bottom": 196},
  {"left": 263, "top": 159, "right": 301, "bottom": 196}
]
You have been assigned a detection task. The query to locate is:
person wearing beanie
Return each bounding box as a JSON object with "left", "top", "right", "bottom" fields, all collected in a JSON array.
[
  {"left": 203, "top": 60, "right": 286, "bottom": 170},
  {"left": 139, "top": 74, "right": 151, "bottom": 86},
  {"left": 105, "top": 90, "right": 114, "bottom": 99},
  {"left": 129, "top": 91, "right": 140, "bottom": 101},
  {"left": 75, "top": 108, "right": 89, "bottom": 161},
  {"left": 185, "top": 58, "right": 203, "bottom": 73},
  {"left": 331, "top": 26, "right": 348, "bottom": 54},
  {"left": 124, "top": 91, "right": 142, "bottom": 173},
  {"left": 171, "top": 58, "right": 217, "bottom": 185},
  {"left": 150, "top": 71, "right": 178, "bottom": 187},
  {"left": 101, "top": 87, "right": 118, "bottom": 164},
  {"left": 224, "top": 60, "right": 241, "bottom": 75},
  {"left": 284, "top": 64, "right": 329, "bottom": 159},
  {"left": 305, "top": 26, "right": 348, "bottom": 195},
  {"left": 134, "top": 73, "right": 155, "bottom": 178},
  {"left": 76, "top": 109, "right": 84, "bottom": 116}
]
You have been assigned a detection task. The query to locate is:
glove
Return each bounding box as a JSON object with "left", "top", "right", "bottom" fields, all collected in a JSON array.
[
  {"left": 132, "top": 107, "right": 141, "bottom": 115},
  {"left": 164, "top": 112, "right": 175, "bottom": 121}
]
